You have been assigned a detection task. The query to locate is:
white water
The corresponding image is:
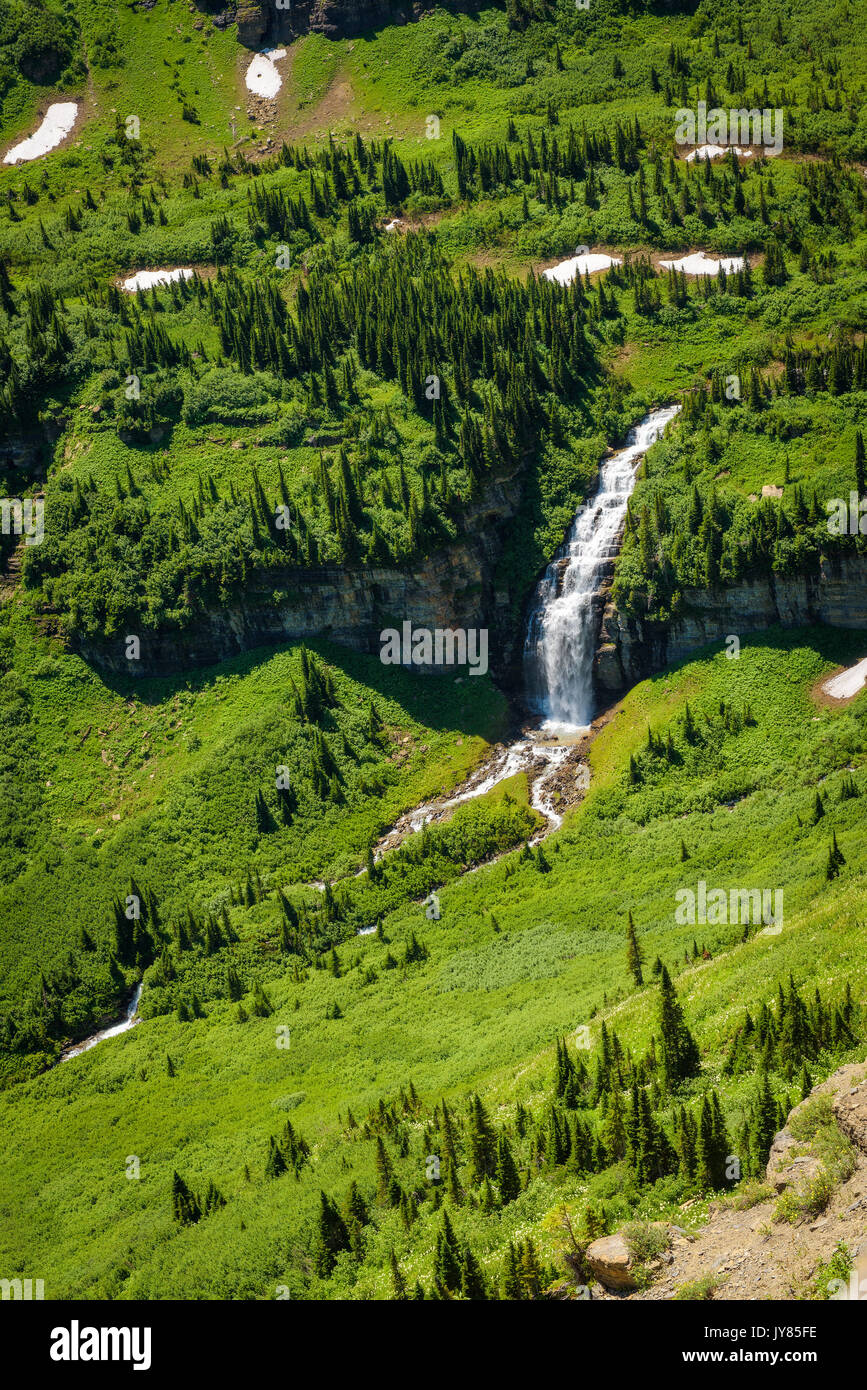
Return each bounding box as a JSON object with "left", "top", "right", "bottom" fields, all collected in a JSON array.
[
  {"left": 524, "top": 405, "right": 681, "bottom": 731},
  {"left": 407, "top": 740, "right": 572, "bottom": 833},
  {"left": 3, "top": 103, "right": 78, "bottom": 164},
  {"left": 59, "top": 982, "right": 143, "bottom": 1063}
]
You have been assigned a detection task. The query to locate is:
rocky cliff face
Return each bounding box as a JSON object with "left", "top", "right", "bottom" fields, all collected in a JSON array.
[
  {"left": 211, "top": 0, "right": 477, "bottom": 47},
  {"left": 594, "top": 552, "right": 867, "bottom": 697},
  {"left": 73, "top": 474, "right": 521, "bottom": 679}
]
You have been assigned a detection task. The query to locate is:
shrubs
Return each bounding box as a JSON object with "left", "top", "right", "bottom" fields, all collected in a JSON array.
[
  {"left": 789, "top": 1097, "right": 857, "bottom": 1184},
  {"left": 623, "top": 1219, "right": 670, "bottom": 1264},
  {"left": 674, "top": 1272, "right": 727, "bottom": 1300},
  {"left": 811, "top": 1242, "right": 854, "bottom": 1300},
  {"left": 774, "top": 1168, "right": 836, "bottom": 1224},
  {"left": 722, "top": 1178, "right": 774, "bottom": 1211}
]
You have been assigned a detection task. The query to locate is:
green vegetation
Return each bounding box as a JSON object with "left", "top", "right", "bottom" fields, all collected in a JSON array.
[
  {"left": 0, "top": 631, "right": 865, "bottom": 1296},
  {"left": 811, "top": 1241, "right": 853, "bottom": 1300},
  {"left": 0, "top": 0, "right": 866, "bottom": 1303}
]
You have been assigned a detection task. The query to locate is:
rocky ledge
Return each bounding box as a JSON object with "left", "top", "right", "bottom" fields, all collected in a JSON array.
[
  {"left": 584, "top": 1059, "right": 867, "bottom": 1301},
  {"left": 201, "top": 0, "right": 480, "bottom": 47},
  {"left": 594, "top": 552, "right": 867, "bottom": 697},
  {"left": 71, "top": 472, "right": 522, "bottom": 679}
]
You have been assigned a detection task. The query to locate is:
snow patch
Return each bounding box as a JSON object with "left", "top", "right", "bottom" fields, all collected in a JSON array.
[
  {"left": 543, "top": 251, "right": 621, "bottom": 285},
  {"left": 122, "top": 268, "right": 194, "bottom": 293},
  {"left": 659, "top": 251, "right": 745, "bottom": 277},
  {"left": 3, "top": 103, "right": 78, "bottom": 165},
  {"left": 822, "top": 656, "right": 867, "bottom": 701},
  {"left": 685, "top": 144, "right": 752, "bottom": 162},
  {"left": 246, "top": 49, "right": 286, "bottom": 100}
]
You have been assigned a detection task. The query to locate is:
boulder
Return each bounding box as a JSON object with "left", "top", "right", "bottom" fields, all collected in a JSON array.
[
  {"left": 832, "top": 1080, "right": 867, "bottom": 1156},
  {"left": 765, "top": 1130, "right": 823, "bottom": 1193},
  {"left": 585, "top": 1233, "right": 636, "bottom": 1291}
]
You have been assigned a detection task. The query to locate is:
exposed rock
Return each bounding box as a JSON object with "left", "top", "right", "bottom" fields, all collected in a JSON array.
[
  {"left": 585, "top": 1233, "right": 637, "bottom": 1290},
  {"left": 832, "top": 1079, "right": 867, "bottom": 1155},
  {"left": 630, "top": 1054, "right": 867, "bottom": 1302},
  {"left": 71, "top": 472, "right": 524, "bottom": 679},
  {"left": 765, "top": 1061, "right": 867, "bottom": 1191},
  {"left": 765, "top": 1131, "right": 823, "bottom": 1194},
  {"left": 222, "top": 0, "right": 480, "bottom": 46},
  {"left": 594, "top": 553, "right": 867, "bottom": 698},
  {"left": 236, "top": 2, "right": 268, "bottom": 45}
]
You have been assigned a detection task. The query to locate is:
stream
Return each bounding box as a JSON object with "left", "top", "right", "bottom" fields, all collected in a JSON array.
[{"left": 58, "top": 982, "right": 143, "bottom": 1064}]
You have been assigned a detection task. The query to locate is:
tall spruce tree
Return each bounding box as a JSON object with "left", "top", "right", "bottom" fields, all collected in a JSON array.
[
  {"left": 657, "top": 965, "right": 701, "bottom": 1089},
  {"left": 626, "top": 910, "right": 644, "bottom": 987}
]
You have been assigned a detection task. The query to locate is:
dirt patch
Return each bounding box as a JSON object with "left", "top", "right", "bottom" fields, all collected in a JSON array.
[{"left": 281, "top": 49, "right": 358, "bottom": 143}]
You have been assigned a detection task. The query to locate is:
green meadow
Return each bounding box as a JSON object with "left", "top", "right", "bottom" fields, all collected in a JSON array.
[{"left": 0, "top": 0, "right": 866, "bottom": 1301}]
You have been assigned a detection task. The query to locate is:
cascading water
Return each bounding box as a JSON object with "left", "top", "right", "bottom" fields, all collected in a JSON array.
[
  {"left": 58, "top": 981, "right": 143, "bottom": 1064},
  {"left": 347, "top": 408, "right": 684, "bottom": 900},
  {"left": 524, "top": 405, "right": 681, "bottom": 730}
]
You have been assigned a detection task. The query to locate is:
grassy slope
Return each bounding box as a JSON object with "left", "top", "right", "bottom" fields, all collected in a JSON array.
[
  {"left": 1, "top": 0, "right": 867, "bottom": 1300},
  {"left": 0, "top": 629, "right": 864, "bottom": 1296},
  {"left": 0, "top": 606, "right": 508, "bottom": 1048}
]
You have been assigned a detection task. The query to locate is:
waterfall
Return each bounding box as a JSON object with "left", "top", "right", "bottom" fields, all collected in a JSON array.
[
  {"left": 524, "top": 405, "right": 681, "bottom": 730},
  {"left": 59, "top": 982, "right": 143, "bottom": 1064}
]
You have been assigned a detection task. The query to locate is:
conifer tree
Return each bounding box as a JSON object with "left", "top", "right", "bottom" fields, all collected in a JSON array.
[
  {"left": 751, "top": 1070, "right": 779, "bottom": 1171},
  {"left": 171, "top": 1171, "right": 201, "bottom": 1226},
  {"left": 314, "top": 1190, "right": 351, "bottom": 1276},
  {"left": 460, "top": 1244, "right": 488, "bottom": 1300},
  {"left": 626, "top": 910, "right": 644, "bottom": 987},
  {"left": 856, "top": 430, "right": 866, "bottom": 496},
  {"left": 433, "top": 1211, "right": 462, "bottom": 1296},
  {"left": 495, "top": 1133, "right": 521, "bottom": 1204},
  {"left": 657, "top": 965, "right": 700, "bottom": 1089},
  {"left": 600, "top": 1085, "right": 627, "bottom": 1162},
  {"left": 375, "top": 1135, "right": 400, "bottom": 1205},
  {"left": 518, "top": 1238, "right": 543, "bottom": 1299},
  {"left": 500, "top": 1241, "right": 523, "bottom": 1300},
  {"left": 390, "top": 1249, "right": 408, "bottom": 1300},
  {"left": 467, "top": 1094, "right": 497, "bottom": 1183}
]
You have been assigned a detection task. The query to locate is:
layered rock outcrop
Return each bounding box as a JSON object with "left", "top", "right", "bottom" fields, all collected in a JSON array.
[
  {"left": 199, "top": 0, "right": 479, "bottom": 47},
  {"left": 72, "top": 474, "right": 521, "bottom": 679},
  {"left": 594, "top": 552, "right": 867, "bottom": 697}
]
